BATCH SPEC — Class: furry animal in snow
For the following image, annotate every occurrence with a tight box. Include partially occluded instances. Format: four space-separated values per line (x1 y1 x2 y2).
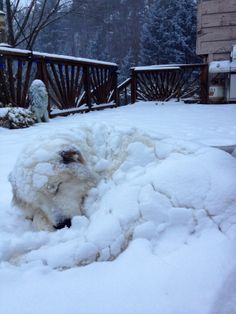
9 131 101 231
29 80 49 123
9 126 154 231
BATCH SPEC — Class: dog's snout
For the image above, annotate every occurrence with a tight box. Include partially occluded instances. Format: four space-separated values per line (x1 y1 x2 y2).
54 218 72 230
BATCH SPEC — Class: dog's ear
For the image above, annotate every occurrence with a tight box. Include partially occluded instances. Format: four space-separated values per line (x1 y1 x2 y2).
60 149 85 164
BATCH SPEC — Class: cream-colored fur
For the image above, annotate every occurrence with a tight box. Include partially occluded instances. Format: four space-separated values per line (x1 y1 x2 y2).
9 126 154 231
10 157 99 230
9 130 101 230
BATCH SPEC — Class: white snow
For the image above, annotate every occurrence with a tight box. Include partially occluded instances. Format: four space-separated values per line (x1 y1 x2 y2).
209 60 236 73
133 64 181 71
0 107 8 117
0 47 117 67
28 80 49 123
0 101 236 314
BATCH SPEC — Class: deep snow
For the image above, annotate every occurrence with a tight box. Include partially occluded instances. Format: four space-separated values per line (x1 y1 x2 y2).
1 101 236 314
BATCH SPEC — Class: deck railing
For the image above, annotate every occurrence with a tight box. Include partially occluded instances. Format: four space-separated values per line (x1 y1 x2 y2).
130 64 209 104
108 77 131 106
0 47 119 115
0 48 209 114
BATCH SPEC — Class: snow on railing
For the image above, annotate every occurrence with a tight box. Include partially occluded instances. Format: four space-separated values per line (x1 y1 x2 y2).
130 63 208 104
0 47 117 67
0 47 119 114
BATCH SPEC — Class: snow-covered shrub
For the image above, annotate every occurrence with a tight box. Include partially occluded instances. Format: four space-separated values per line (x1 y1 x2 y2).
28 80 49 123
0 107 36 129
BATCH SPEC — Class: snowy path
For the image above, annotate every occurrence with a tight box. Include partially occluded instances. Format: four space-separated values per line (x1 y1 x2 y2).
0 101 236 314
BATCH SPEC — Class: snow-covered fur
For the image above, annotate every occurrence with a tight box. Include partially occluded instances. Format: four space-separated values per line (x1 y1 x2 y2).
9 134 99 231
9 126 154 231
29 80 49 123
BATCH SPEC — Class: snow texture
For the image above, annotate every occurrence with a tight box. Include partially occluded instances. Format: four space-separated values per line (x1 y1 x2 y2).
0 47 117 67
0 107 36 129
1 101 236 314
7 123 236 268
133 65 181 71
28 80 49 123
209 61 236 73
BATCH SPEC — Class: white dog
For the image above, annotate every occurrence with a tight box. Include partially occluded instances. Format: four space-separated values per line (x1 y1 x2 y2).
9 126 154 231
9 130 101 231
29 80 49 123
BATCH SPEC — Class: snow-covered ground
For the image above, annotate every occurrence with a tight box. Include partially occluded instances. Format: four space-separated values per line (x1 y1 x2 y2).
1 101 236 314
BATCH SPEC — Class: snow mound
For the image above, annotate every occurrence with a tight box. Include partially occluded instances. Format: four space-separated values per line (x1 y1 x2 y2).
3 123 236 269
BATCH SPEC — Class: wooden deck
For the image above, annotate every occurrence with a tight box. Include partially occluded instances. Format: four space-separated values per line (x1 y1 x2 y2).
0 48 209 112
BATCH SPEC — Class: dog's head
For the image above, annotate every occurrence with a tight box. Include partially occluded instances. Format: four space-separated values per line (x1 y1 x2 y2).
39 147 99 230
10 142 99 231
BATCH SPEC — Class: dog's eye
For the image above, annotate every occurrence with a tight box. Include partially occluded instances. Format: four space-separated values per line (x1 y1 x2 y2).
60 149 85 164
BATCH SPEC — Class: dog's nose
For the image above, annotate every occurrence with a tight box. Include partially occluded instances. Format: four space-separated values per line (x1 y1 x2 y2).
54 218 72 230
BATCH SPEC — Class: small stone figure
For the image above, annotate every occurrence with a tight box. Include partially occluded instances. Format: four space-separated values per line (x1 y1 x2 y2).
29 79 49 123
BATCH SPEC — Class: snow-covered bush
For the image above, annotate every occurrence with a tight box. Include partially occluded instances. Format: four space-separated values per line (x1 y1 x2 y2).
28 80 49 123
0 107 36 129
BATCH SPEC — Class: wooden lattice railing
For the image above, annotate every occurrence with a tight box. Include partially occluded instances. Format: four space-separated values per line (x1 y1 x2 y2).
0 49 209 114
130 64 209 104
0 47 118 115
117 78 131 106
108 77 131 106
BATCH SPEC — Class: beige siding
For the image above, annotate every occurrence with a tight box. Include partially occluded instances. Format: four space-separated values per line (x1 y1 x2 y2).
201 0 236 14
201 12 236 28
197 0 236 60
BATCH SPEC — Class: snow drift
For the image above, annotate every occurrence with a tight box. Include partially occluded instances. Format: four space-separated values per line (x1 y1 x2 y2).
6 123 236 268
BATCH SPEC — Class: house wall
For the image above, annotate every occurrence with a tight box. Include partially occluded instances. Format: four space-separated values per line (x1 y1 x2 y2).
197 0 236 61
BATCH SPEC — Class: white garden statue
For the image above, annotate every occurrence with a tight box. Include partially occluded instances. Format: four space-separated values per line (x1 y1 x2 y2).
29 79 49 123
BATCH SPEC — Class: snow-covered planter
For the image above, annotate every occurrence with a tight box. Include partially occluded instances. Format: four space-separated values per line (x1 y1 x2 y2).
28 80 49 123
0 107 36 129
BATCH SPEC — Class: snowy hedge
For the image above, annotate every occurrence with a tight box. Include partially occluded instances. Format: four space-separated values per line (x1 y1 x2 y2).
0 107 36 129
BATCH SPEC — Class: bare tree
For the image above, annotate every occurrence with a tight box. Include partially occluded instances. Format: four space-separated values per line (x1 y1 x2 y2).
4 0 75 49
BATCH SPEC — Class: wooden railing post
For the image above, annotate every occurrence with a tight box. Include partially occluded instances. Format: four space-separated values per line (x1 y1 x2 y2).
35 58 51 113
113 68 119 106
41 60 51 114
83 65 92 109
131 68 137 104
177 69 181 101
0 55 11 105
200 64 209 104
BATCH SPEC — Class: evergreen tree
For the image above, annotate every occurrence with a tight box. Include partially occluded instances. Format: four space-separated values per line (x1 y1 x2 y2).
35 0 71 54
140 0 198 65
31 0 199 80
178 0 198 63
69 0 145 73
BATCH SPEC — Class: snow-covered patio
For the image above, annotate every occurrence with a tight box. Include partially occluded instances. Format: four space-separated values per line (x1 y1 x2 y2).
1 101 236 314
